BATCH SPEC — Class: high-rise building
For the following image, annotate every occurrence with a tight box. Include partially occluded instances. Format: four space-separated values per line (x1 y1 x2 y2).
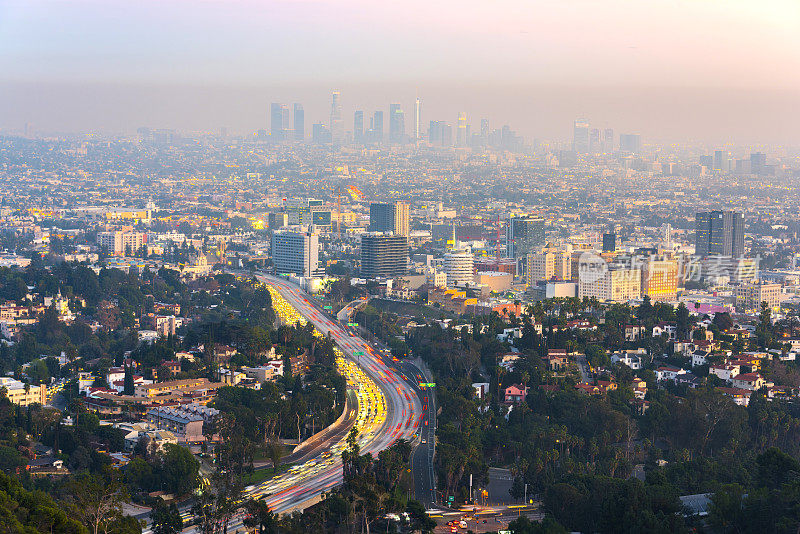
413 98 422 141
695 210 744 257
750 152 767 176
97 231 146 255
579 266 641 302
641 258 678 302
270 103 289 142
443 252 475 286
619 134 642 153
602 233 616 253
389 103 405 144
572 119 590 154
354 110 364 144
713 150 729 171
312 123 331 144
393 202 409 237
589 128 601 153
507 216 545 259
330 91 343 144
360 234 408 278
735 281 781 313
603 128 614 153
293 104 304 141
456 112 467 147
271 230 320 277
371 111 384 143
526 247 570 284
369 202 409 237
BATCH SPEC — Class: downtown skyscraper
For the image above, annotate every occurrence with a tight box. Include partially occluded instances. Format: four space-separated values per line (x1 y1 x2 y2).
330 91 343 144
389 103 405 144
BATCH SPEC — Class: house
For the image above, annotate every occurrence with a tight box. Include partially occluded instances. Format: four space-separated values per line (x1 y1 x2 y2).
709 363 740 382
674 372 703 388
544 349 569 371
717 387 752 406
652 322 677 340
731 373 766 391
611 349 646 370
631 378 648 399
566 319 596 331
624 325 645 342
596 380 617 393
575 383 601 395
497 328 523 343
655 365 688 382
160 360 181 377
503 384 529 404
498 353 521 371
146 406 210 443
691 350 711 367
472 382 490 400
27 457 65 474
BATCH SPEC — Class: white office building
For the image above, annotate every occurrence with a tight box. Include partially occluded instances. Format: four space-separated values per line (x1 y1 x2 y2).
271 230 321 277
443 252 474 286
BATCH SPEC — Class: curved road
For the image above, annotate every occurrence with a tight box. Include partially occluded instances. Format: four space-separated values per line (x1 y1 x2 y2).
249 274 423 514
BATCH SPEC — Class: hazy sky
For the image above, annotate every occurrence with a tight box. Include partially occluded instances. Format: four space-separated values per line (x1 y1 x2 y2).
1 0 799 143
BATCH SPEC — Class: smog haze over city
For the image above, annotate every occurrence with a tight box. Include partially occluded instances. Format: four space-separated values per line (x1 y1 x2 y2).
4 2 800 534
2 0 800 143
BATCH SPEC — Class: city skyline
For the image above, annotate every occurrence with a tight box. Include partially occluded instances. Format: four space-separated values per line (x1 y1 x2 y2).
1 0 799 144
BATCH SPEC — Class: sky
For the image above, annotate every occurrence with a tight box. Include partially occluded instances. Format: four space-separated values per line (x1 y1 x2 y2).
1 0 799 144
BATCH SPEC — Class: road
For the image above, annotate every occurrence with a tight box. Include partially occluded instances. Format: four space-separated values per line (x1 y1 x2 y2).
404 360 437 507
249 274 423 514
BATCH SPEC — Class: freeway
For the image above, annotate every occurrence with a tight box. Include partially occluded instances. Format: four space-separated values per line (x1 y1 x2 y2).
248 274 423 514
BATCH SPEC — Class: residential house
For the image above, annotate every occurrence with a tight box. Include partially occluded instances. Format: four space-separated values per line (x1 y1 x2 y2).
731 373 767 391
503 384 529 404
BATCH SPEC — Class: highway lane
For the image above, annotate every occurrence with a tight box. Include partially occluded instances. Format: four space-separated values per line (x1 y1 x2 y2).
171 275 425 532
252 274 423 514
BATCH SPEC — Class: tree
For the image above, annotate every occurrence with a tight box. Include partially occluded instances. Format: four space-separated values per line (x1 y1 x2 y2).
65 473 127 534
676 303 690 340
158 444 200 495
266 440 284 473
151 501 182 534
243 499 277 534
123 365 134 396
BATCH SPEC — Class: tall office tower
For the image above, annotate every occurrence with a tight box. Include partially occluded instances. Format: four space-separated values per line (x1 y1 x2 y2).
372 111 384 143
456 112 467 147
443 252 475 286
589 128 601 153
750 152 767 175
662 223 673 249
441 124 453 146
293 104 304 141
330 91 343 144
368 201 409 237
353 110 364 144
699 155 714 169
573 118 590 153
413 98 422 141
312 123 331 144
641 258 679 302
369 202 395 233
526 248 570 284
389 103 405 144
713 150 729 171
360 234 408 278
393 201 409 237
428 121 442 145
695 210 745 257
270 103 289 142
602 233 616 253
619 133 642 153
507 216 545 259
271 230 321 277
603 128 614 153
